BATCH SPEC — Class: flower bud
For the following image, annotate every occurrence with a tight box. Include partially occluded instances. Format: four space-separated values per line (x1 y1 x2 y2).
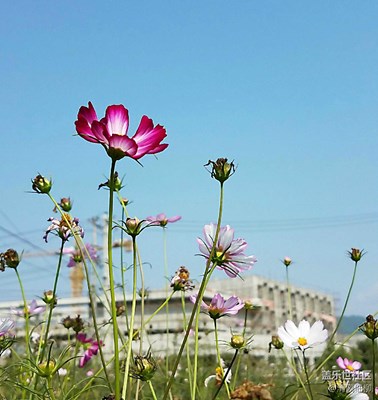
359 315 378 340
3 249 20 269
32 175 52 194
282 257 292 267
38 359 56 376
205 158 236 183
98 172 123 191
269 335 284 352
348 248 365 262
125 217 142 237
43 290 57 307
130 350 157 381
230 334 245 349
59 197 72 212
243 299 254 310
62 316 74 330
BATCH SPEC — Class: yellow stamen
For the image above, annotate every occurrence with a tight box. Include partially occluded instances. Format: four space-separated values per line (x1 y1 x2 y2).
346 365 354 371
297 337 307 346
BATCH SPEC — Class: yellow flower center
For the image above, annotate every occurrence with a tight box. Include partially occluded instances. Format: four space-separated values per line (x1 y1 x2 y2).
346 365 355 371
297 337 307 346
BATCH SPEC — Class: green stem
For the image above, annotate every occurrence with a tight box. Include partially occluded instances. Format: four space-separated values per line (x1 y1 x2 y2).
232 308 249 389
106 159 120 400
372 339 376 400
211 350 238 400
286 266 292 320
163 182 225 400
281 348 311 400
329 261 358 345
213 319 230 398
121 236 138 399
302 350 313 400
46 375 56 400
14 268 30 360
148 380 158 400
40 240 65 362
180 292 193 399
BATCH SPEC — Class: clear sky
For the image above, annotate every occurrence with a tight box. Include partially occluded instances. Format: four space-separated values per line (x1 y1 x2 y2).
1 1 377 317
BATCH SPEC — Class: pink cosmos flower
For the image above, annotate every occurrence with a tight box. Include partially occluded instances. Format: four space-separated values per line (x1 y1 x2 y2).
12 299 45 318
336 357 362 373
75 102 168 161
77 332 102 368
63 244 98 268
190 293 244 320
198 223 256 278
145 213 181 227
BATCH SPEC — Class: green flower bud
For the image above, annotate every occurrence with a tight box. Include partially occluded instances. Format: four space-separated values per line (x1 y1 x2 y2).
230 334 245 349
38 359 56 377
359 315 378 340
130 350 157 381
269 335 284 352
348 248 365 262
32 175 52 194
205 158 236 183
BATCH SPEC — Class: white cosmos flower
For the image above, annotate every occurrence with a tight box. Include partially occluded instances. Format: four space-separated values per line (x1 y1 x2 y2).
349 384 369 400
204 359 232 387
277 320 328 351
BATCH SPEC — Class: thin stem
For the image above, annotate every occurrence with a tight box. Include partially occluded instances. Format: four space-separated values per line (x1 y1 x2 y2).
106 159 121 400
148 380 158 400
46 194 112 389
14 268 30 360
372 339 376 400
163 182 225 400
213 319 230 398
232 308 249 389
40 240 65 362
211 350 239 400
180 292 193 399
121 236 138 399
281 348 312 400
302 351 313 400
286 266 292 320
329 261 358 345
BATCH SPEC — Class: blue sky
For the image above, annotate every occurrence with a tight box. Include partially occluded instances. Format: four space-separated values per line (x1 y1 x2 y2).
1 1 377 317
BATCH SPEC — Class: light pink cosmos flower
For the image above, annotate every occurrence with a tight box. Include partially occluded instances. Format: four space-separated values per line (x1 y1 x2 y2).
0 318 15 336
63 244 98 268
190 293 244 320
43 215 84 243
277 319 328 351
145 213 181 227
198 223 256 278
75 102 168 161
12 299 45 318
77 332 102 368
336 357 362 374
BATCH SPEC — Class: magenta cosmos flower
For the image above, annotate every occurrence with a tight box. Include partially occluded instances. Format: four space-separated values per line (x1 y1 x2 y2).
190 293 244 320
77 333 102 368
336 357 362 373
75 102 168 161
197 223 256 278
145 213 181 227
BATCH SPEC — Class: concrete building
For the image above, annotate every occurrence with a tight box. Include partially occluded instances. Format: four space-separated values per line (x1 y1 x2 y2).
2 275 335 362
